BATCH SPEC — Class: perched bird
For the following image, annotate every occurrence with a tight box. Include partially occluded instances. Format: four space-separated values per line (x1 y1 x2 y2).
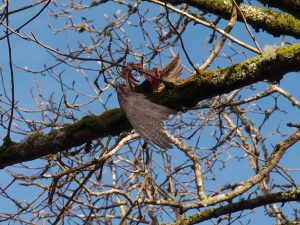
117 53 182 149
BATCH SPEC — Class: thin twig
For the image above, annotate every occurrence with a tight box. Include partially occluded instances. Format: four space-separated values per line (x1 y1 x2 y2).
0 0 51 40
163 130 207 200
232 0 262 53
164 3 201 75
198 1 238 72
5 3 15 141
150 0 260 54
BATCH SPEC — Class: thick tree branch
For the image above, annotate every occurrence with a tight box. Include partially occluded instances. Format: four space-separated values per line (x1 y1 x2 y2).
156 0 300 39
0 44 299 168
150 44 300 109
257 0 300 18
170 189 300 225
0 109 131 169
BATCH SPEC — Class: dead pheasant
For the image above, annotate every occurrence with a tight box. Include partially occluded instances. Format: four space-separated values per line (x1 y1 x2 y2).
117 53 182 149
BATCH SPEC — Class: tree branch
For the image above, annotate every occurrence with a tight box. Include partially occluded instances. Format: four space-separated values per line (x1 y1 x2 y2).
170 189 300 225
150 44 300 110
0 109 131 169
257 0 300 18
180 129 300 210
155 0 300 38
0 44 299 168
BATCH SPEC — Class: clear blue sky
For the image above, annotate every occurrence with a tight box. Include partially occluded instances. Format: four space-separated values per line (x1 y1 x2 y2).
0 1 299 224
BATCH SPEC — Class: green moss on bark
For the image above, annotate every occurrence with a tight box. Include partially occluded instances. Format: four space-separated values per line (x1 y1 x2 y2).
158 0 300 38
149 44 300 110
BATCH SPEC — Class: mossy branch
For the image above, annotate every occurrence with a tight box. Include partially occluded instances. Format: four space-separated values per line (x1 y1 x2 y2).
157 0 300 39
0 44 299 169
169 189 300 225
150 44 300 110
0 109 131 169
257 0 300 18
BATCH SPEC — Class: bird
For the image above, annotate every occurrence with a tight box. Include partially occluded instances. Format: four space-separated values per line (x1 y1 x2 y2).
117 84 175 149
116 53 182 149
157 52 183 83
122 52 182 93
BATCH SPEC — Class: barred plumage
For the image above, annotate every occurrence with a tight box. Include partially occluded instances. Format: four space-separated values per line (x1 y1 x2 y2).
117 85 175 149
159 52 182 82
117 53 182 148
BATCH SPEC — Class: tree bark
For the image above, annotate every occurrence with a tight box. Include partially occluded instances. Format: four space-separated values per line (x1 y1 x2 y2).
153 0 300 38
0 44 299 168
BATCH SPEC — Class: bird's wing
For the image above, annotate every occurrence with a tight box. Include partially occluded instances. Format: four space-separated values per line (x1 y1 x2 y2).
117 87 174 149
159 53 182 82
129 93 175 120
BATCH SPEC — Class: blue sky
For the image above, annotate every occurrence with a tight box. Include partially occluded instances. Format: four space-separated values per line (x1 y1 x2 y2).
0 1 299 224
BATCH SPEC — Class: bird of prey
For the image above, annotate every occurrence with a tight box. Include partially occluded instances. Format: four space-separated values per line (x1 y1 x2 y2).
116 53 182 149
